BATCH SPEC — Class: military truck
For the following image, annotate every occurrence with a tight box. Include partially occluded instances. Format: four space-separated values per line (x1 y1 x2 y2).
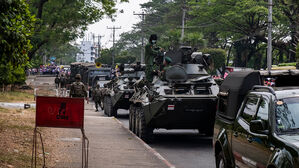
69 62 112 96
213 70 299 168
103 63 145 117
129 46 219 142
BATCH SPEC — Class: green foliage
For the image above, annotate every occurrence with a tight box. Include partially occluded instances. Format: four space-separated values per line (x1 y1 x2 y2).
278 62 297 66
96 49 113 65
28 0 128 60
115 51 136 64
296 43 299 62
96 49 136 65
0 0 35 86
200 48 226 73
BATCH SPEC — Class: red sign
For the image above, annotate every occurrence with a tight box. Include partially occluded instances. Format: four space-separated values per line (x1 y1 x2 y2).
36 96 84 128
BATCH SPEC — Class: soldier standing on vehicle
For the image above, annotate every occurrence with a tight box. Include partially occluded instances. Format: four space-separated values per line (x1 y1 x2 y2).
161 56 172 80
93 84 102 111
54 74 60 89
69 74 88 102
145 34 161 83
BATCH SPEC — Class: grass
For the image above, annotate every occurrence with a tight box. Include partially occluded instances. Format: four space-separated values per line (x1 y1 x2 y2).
0 91 34 102
0 151 35 168
0 107 42 168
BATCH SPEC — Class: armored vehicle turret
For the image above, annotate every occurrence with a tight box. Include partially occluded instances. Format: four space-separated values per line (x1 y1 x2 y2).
129 46 219 142
103 63 145 117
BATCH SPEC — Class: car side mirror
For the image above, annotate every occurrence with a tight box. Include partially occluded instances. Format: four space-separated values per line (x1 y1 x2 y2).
250 119 268 134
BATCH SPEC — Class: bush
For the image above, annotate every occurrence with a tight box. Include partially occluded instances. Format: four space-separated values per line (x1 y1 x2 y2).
0 0 35 87
200 48 226 74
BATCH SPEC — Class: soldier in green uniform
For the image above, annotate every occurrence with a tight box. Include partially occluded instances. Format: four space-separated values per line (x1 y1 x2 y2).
69 74 88 101
145 34 161 83
93 84 102 112
161 56 172 80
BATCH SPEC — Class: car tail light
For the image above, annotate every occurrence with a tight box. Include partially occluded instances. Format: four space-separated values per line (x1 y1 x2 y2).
167 105 175 111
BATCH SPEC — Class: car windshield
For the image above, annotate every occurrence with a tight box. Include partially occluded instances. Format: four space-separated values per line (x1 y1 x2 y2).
276 97 299 133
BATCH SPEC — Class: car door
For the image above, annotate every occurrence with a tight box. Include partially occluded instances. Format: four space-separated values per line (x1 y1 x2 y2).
232 94 259 167
233 95 272 167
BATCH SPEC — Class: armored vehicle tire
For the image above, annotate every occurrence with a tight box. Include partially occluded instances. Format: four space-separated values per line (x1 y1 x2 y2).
104 96 117 117
136 106 153 143
129 105 136 132
216 151 227 168
103 97 107 115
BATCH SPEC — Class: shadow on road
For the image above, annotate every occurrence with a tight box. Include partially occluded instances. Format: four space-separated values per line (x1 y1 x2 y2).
116 113 129 119
151 131 212 148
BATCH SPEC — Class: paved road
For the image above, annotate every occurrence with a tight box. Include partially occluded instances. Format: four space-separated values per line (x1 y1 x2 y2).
116 109 216 168
30 76 216 168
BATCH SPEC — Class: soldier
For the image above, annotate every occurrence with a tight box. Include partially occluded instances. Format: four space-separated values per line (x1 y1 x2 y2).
93 84 102 112
54 74 60 89
145 34 161 82
161 57 172 80
69 74 88 102
60 74 66 88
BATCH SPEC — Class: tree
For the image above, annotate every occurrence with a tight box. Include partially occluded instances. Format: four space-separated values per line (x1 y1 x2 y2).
96 49 113 65
0 0 35 88
200 48 226 74
188 0 298 67
28 0 128 60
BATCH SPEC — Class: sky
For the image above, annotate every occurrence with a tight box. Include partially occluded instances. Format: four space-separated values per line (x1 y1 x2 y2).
77 0 150 48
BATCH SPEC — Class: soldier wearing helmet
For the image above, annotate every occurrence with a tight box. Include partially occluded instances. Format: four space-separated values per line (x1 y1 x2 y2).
69 74 87 100
93 84 102 111
145 34 162 82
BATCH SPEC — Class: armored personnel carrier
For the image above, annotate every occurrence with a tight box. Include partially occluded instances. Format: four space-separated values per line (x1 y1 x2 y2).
129 46 219 142
103 63 145 117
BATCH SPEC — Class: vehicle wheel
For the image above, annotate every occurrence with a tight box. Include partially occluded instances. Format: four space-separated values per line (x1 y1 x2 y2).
216 151 227 168
103 96 108 115
129 105 136 132
137 107 153 143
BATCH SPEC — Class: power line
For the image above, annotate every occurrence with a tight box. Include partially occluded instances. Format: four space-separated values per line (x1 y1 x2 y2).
107 26 121 67
134 11 146 63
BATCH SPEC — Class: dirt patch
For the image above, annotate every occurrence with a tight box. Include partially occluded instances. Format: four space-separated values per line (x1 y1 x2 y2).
0 107 71 168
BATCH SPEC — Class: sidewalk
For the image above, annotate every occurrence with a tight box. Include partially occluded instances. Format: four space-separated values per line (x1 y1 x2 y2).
54 103 173 168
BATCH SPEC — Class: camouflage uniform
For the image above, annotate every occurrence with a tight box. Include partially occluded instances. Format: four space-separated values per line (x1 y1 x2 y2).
93 85 102 111
145 34 160 83
161 57 172 81
69 74 87 98
54 75 60 89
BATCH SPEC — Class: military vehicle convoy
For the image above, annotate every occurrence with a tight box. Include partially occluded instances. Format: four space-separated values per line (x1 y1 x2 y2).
69 62 112 96
103 63 145 117
129 46 219 142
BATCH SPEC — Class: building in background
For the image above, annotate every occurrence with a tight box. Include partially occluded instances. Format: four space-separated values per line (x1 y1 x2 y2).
76 40 98 63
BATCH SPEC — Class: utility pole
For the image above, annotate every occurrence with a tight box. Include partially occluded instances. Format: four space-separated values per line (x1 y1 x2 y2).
267 0 273 71
134 11 146 64
95 34 104 59
107 26 121 67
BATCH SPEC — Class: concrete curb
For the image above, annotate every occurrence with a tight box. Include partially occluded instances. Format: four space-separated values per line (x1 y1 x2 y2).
114 117 176 168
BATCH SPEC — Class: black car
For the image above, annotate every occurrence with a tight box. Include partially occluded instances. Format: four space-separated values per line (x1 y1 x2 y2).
214 70 299 168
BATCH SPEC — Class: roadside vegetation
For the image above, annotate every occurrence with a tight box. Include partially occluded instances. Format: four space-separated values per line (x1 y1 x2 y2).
0 107 40 167
0 91 34 103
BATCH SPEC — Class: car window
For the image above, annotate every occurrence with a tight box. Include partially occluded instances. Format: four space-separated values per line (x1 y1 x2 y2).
241 95 259 123
256 98 269 121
